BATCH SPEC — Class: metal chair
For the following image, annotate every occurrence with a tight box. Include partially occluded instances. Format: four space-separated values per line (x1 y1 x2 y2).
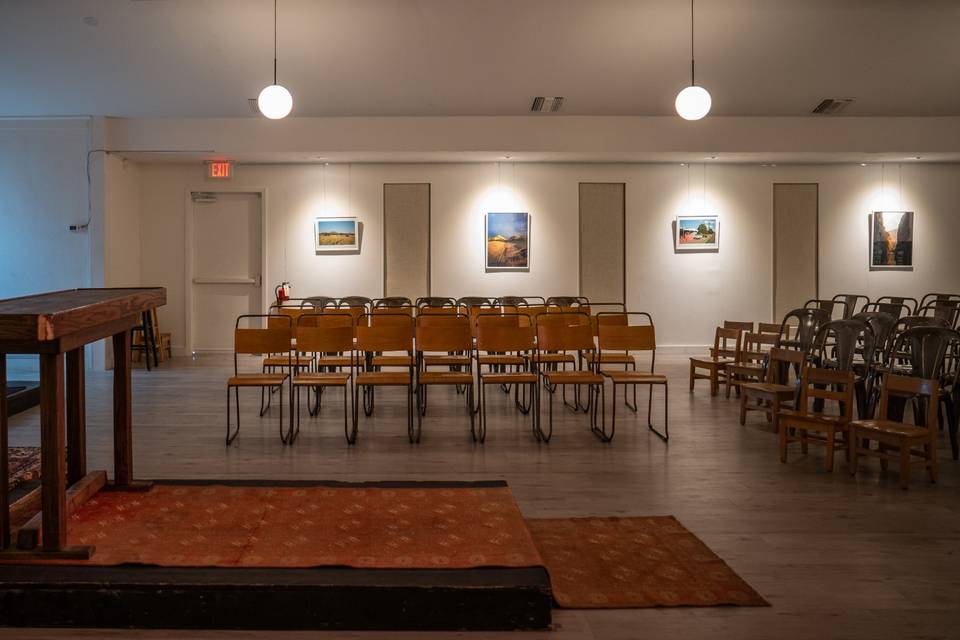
778 307 830 352
831 294 870 318
475 313 540 442
415 314 475 439
226 314 292 445
811 319 876 418
291 314 355 444
353 313 417 443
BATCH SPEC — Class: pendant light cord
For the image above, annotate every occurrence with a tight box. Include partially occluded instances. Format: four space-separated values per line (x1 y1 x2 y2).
273 0 278 85
690 0 696 85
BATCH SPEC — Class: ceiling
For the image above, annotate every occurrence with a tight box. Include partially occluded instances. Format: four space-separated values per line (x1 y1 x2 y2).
2 0 958 119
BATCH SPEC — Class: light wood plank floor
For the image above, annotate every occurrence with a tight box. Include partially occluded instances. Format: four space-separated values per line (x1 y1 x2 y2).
4 354 959 640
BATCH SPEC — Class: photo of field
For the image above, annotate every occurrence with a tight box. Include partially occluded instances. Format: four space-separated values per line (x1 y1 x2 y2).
315 217 358 251
486 212 529 269
677 217 717 245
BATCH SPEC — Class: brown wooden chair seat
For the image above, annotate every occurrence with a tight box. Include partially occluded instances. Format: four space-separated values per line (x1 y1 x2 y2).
542 370 604 385
480 371 538 385
418 371 474 385
228 373 288 387
423 354 471 366
371 354 414 367
602 370 667 384
531 352 577 364
583 352 636 365
741 381 794 395
477 354 526 366
316 354 354 367
690 355 735 366
851 419 928 438
356 371 411 386
262 354 313 368
292 371 350 386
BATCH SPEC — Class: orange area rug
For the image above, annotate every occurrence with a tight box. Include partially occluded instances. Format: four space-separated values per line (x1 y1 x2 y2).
54 483 542 569
526 516 768 608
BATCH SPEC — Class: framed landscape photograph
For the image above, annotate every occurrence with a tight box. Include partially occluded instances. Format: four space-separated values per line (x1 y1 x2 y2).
675 215 719 251
870 211 914 270
314 216 359 252
486 212 529 271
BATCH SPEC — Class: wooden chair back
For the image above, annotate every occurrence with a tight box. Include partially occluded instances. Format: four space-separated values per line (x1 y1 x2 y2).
876 374 940 429
296 313 355 354
234 315 292 374
416 314 473 353
793 366 855 420
713 326 742 359
723 320 754 333
597 312 656 352
764 347 807 385
740 332 778 363
418 305 460 316
537 312 595 352
476 314 534 353
356 314 414 353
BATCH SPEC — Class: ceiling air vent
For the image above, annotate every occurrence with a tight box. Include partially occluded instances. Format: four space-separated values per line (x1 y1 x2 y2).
248 98 262 116
812 98 854 115
531 96 564 113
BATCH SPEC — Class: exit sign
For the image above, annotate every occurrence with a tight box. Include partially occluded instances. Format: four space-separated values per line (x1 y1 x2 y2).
206 161 233 179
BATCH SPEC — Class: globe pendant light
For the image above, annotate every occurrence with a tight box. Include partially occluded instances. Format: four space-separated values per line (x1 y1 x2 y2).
675 0 711 120
258 0 293 119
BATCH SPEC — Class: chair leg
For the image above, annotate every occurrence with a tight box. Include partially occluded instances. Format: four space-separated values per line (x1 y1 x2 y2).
739 391 748 425
350 382 360 444
899 442 911 490
825 428 835 472
648 384 669 442
226 386 240 445
779 420 788 463
467 385 481 443
688 362 695 391
709 368 719 396
278 384 288 445
408 382 420 444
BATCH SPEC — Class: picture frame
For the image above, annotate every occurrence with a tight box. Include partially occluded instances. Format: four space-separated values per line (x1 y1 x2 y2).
675 214 719 251
485 212 530 271
314 216 359 253
869 211 914 271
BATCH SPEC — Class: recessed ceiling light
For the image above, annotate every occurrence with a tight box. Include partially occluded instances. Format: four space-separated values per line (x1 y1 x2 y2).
860 163 868 167
503 155 511 159
706 155 718 160
680 163 688 167
82 16 99 26
912 156 922 160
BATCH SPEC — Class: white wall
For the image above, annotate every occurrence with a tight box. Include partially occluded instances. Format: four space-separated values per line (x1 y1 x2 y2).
135 160 960 353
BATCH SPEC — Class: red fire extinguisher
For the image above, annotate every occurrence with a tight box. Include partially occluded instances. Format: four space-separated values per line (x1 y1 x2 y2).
275 282 292 304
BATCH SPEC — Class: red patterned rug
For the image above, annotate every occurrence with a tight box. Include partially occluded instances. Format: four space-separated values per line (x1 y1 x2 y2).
526 516 768 608
7 446 41 491
25 482 543 569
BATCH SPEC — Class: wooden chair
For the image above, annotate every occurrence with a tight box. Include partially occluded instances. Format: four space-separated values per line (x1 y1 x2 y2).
533 312 584 409
475 314 540 442
226 314 292 445
850 374 940 489
260 309 313 415
726 331 779 398
758 321 783 336
596 312 668 441
416 314 475 438
689 327 741 396
777 367 856 472
354 313 417 442
536 312 606 442
723 320 754 333
739 348 807 428
584 305 635 372
291 314 356 444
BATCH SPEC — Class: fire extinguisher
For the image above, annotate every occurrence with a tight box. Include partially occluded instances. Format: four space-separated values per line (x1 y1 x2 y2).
275 282 292 304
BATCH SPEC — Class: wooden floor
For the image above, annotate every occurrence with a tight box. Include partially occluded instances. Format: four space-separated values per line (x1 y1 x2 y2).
4 354 960 640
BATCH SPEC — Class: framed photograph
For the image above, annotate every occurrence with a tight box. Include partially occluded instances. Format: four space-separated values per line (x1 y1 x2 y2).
870 211 914 270
675 215 719 251
486 212 529 271
314 216 359 252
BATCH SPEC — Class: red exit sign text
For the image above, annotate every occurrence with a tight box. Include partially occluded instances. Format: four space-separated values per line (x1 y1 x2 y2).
206 161 233 179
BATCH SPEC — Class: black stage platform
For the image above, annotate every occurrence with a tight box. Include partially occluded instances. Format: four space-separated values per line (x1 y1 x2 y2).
0 480 553 631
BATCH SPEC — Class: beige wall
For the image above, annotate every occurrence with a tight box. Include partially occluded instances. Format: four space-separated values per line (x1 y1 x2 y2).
133 161 960 354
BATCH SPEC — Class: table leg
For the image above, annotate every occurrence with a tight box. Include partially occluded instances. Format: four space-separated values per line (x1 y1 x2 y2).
66 346 87 486
113 331 133 487
0 354 9 550
40 352 66 552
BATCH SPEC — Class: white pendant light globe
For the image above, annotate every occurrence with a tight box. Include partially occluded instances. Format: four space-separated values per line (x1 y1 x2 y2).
675 85 711 121
258 84 292 119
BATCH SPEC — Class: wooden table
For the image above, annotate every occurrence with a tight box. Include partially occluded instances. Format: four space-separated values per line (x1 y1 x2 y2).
0 288 166 557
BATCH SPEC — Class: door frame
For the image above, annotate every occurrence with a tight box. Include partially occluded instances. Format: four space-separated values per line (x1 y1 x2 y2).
184 186 268 355
772 182 819 322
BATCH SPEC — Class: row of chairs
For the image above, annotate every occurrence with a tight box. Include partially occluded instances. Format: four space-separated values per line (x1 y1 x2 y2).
226 309 669 447
804 292 960 328
690 305 960 488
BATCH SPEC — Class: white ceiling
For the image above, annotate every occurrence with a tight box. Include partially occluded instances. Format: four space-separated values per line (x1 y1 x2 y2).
2 0 958 119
